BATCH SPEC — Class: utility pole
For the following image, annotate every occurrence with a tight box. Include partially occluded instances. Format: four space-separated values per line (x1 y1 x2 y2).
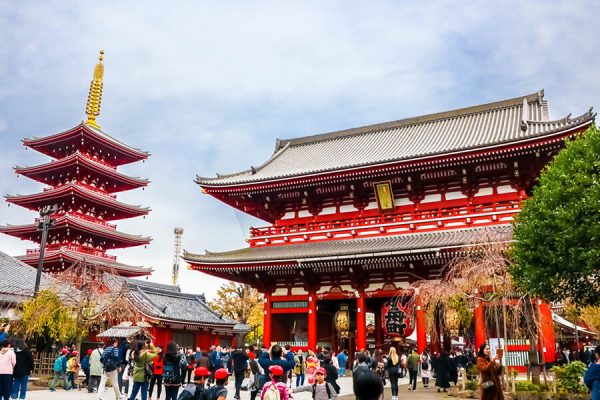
34 204 57 295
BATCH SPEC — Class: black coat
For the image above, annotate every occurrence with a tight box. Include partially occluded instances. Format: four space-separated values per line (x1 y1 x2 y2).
323 363 340 393
231 350 249 372
13 348 34 377
435 354 453 389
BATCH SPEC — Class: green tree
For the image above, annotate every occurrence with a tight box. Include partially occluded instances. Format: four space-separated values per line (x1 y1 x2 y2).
208 282 263 344
511 125 600 306
16 290 77 344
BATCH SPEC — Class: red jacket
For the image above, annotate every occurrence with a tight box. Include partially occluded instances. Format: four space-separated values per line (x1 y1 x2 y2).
153 356 164 375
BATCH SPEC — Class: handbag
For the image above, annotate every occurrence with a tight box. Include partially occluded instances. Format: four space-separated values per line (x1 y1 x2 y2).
481 380 495 390
144 362 154 379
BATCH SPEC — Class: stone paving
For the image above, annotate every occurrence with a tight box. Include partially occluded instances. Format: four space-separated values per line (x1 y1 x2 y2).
23 375 453 400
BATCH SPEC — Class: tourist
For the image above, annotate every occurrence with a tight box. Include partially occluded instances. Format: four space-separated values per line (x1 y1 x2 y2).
197 350 210 369
420 349 431 388
436 350 452 393
220 348 231 375
284 345 293 387
337 350 348 377
186 348 195 384
163 341 183 400
449 350 459 386
11 338 33 399
128 340 158 400
363 350 372 369
400 350 407 378
0 324 10 343
353 369 383 400
194 347 203 365
81 349 92 390
257 345 295 383
98 338 122 400
331 350 339 372
353 352 369 375
305 349 319 384
260 365 289 400
584 345 600 400
248 350 265 400
231 346 250 399
210 368 229 400
316 346 328 364
66 350 80 389
88 343 103 393
0 340 15 400
373 349 386 387
148 344 164 400
117 338 130 394
49 348 69 392
386 347 401 400
476 344 503 400
407 347 420 391
178 366 210 399
322 355 340 394
293 350 305 387
292 367 337 399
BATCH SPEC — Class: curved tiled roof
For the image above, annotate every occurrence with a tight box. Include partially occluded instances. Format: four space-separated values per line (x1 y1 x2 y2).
197 91 595 186
184 225 512 264
0 251 54 304
125 279 239 327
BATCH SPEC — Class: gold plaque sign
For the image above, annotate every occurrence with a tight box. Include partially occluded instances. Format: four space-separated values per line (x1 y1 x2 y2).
374 181 395 213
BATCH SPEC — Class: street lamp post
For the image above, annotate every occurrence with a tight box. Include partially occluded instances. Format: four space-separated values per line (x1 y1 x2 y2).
34 204 57 295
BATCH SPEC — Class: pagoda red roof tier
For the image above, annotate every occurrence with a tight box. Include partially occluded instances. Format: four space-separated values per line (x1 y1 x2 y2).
17 247 152 277
197 91 595 192
0 214 151 250
15 151 149 193
5 183 150 221
23 123 149 166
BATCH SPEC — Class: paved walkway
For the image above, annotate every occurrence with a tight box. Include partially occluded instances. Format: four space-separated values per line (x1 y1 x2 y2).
24 375 453 399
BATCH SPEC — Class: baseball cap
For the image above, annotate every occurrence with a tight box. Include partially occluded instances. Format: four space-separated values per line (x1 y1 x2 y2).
269 365 284 376
214 368 230 379
61 349 69 355
194 367 210 377
71 351 78 356
315 367 327 375
87 349 93 355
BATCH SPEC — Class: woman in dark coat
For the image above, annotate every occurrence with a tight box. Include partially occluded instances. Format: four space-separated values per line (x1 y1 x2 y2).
435 351 452 392
476 343 504 400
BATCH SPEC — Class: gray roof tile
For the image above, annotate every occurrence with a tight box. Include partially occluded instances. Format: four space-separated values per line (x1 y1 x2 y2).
184 225 512 264
197 91 595 186
0 251 54 304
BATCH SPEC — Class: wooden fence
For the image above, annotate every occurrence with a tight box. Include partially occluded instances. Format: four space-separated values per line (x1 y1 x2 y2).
33 352 56 376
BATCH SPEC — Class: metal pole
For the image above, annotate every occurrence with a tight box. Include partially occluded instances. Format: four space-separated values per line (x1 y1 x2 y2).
34 205 56 295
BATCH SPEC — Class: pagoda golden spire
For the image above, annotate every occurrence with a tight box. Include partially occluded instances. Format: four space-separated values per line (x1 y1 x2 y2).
84 50 105 129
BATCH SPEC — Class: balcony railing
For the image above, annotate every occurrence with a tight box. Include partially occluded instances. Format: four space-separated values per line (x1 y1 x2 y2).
26 244 116 260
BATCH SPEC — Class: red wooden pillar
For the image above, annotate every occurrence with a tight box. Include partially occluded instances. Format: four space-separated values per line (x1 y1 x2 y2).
308 291 317 351
263 292 272 348
474 301 486 349
416 295 427 354
356 291 366 351
538 299 556 364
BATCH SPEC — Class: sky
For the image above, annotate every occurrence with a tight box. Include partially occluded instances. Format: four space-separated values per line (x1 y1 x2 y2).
0 2 599 299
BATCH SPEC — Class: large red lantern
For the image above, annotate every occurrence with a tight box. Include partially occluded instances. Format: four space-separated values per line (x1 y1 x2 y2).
382 297 415 338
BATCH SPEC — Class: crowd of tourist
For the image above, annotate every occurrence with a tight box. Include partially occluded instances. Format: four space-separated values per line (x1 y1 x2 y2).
0 315 599 400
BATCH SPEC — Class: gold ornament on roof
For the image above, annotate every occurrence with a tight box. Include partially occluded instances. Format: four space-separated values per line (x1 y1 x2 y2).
85 50 105 129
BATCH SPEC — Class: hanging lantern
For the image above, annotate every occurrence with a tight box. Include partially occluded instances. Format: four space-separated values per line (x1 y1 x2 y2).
382 297 414 338
334 303 350 338
446 308 460 337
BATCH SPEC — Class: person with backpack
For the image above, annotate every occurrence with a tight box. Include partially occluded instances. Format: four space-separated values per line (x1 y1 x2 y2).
260 365 289 400
176 366 210 400
321 355 340 394
248 352 265 400
66 350 80 390
163 341 183 400
407 347 420 391
148 344 164 400
88 343 104 393
128 340 158 400
210 368 229 400
292 367 337 400
420 349 431 389
81 349 92 390
98 338 122 400
49 349 70 392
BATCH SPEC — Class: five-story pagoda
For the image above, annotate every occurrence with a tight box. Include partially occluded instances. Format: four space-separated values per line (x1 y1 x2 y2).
0 51 152 277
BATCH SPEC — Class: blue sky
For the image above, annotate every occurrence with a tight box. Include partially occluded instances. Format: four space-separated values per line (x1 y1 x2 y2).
1 2 598 298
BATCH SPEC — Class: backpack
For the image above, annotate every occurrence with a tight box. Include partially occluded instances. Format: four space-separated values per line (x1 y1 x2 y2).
53 355 64 373
180 354 189 368
81 355 90 370
262 382 281 400
163 359 179 384
177 383 197 400
312 382 333 400
101 348 118 372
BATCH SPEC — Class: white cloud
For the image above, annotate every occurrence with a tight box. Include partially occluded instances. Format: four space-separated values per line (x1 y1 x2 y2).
0 1 599 298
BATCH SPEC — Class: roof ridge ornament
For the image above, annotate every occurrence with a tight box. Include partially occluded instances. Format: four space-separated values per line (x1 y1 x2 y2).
85 50 105 130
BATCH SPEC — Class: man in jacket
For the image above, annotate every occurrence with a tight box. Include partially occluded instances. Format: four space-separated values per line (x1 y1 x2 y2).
98 338 122 400
258 345 295 383
231 347 250 399
406 347 420 391
88 344 104 393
